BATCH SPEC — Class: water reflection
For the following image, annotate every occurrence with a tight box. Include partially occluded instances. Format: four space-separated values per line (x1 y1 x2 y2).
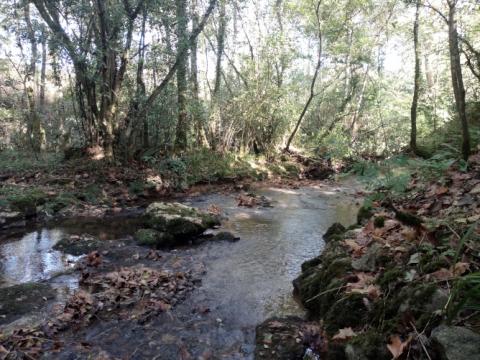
188 186 360 326
0 229 78 285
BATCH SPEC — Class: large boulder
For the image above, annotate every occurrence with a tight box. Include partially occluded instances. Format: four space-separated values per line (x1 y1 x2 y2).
142 202 220 242
431 325 480 360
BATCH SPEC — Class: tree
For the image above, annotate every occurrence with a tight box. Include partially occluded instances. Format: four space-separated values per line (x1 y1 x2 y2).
174 0 189 151
284 0 323 152
427 0 470 160
410 0 421 154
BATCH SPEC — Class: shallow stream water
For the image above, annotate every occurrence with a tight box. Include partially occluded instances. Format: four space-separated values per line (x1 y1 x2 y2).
0 183 360 358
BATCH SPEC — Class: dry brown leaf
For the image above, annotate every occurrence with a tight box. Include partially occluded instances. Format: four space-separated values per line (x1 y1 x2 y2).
344 239 364 255
207 204 221 215
387 335 411 359
332 327 357 340
436 186 449 195
428 268 453 281
453 262 470 276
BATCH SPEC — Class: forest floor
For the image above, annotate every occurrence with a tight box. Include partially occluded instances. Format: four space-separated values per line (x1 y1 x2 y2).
0 149 334 237
1 150 479 359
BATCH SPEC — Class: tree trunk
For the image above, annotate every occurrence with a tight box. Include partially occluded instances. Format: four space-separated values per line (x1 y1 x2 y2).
410 0 421 154
40 27 47 113
213 0 226 97
24 4 44 153
447 1 470 160
175 0 189 151
284 0 322 152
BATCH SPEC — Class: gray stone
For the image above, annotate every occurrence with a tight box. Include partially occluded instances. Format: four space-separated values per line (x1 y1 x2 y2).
431 325 480 360
352 243 381 272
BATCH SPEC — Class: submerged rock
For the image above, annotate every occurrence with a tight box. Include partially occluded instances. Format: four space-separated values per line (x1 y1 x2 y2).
210 231 240 242
0 283 55 325
255 317 322 360
53 235 104 255
431 325 480 360
144 202 220 239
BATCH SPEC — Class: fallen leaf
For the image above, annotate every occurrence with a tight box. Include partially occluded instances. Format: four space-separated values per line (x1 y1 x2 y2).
453 262 470 276
387 335 411 359
428 268 453 281
332 327 357 340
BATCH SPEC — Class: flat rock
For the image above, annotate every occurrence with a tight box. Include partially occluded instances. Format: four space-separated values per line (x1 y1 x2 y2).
144 202 220 240
431 325 480 360
0 283 55 325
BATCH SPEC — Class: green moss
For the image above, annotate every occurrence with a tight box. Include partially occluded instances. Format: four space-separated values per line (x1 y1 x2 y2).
324 223 346 242
135 228 174 248
325 294 367 334
374 216 385 228
377 268 404 290
301 256 322 272
44 193 78 213
357 205 373 225
6 189 47 212
421 256 450 274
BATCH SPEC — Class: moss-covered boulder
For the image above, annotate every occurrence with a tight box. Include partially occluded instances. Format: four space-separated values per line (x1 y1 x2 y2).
0 283 55 325
135 228 174 248
144 202 220 240
323 223 346 242
53 235 103 255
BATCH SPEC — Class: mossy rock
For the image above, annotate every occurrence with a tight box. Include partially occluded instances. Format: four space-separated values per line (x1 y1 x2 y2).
135 228 174 248
301 256 322 272
144 202 220 240
324 223 346 242
357 206 373 225
0 283 55 325
344 331 390 360
325 293 367 334
53 235 103 255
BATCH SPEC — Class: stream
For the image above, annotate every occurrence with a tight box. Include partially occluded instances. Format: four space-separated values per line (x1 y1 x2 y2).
0 183 360 359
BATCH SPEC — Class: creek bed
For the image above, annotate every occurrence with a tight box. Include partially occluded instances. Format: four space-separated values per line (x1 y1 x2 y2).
0 183 360 358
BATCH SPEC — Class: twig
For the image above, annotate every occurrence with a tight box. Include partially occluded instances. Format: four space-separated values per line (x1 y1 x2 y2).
409 321 432 360
305 285 346 303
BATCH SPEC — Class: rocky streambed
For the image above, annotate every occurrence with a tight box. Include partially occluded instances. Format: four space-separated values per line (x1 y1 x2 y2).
0 183 360 359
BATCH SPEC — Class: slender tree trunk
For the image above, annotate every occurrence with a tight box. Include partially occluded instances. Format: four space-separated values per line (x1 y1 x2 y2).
213 0 226 96
284 0 322 152
24 4 44 153
410 0 421 153
447 1 470 160
175 0 189 151
40 28 47 113
190 0 203 146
